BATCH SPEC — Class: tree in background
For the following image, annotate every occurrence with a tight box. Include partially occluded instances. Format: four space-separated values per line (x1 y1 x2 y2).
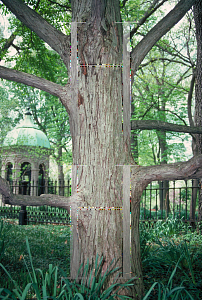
131 12 196 213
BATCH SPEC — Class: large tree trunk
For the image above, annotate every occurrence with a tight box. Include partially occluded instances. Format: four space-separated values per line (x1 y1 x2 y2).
67 13 143 298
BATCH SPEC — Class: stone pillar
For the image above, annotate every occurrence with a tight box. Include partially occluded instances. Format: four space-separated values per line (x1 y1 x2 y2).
44 165 49 194
0 165 6 206
13 166 21 195
31 167 39 196
1 165 6 179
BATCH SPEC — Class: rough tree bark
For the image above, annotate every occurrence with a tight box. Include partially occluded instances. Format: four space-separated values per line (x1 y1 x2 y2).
0 0 197 299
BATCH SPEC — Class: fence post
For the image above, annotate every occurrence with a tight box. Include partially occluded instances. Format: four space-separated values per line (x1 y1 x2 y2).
19 205 27 225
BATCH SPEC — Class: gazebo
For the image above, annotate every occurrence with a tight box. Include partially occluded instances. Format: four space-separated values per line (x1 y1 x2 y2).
1 109 52 197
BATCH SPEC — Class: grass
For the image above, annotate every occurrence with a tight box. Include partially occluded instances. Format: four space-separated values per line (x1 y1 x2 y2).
0 220 70 291
0 217 202 299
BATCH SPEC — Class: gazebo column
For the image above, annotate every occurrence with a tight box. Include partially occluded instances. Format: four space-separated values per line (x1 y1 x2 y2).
13 166 21 195
1 166 6 179
1 166 6 206
44 167 49 194
31 168 39 196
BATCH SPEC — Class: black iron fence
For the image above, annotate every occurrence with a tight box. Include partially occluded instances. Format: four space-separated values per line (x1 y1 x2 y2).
140 179 200 224
0 179 200 226
6 179 71 197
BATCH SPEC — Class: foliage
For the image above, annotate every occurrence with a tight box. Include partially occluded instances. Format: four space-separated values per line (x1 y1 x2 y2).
0 237 135 299
60 255 135 300
0 5 72 169
0 86 20 147
140 208 198 222
0 237 76 300
127 7 196 165
140 217 192 240
0 219 5 262
0 74 72 168
0 223 71 290
140 220 202 299
0 220 202 299
0 219 12 263
142 257 195 300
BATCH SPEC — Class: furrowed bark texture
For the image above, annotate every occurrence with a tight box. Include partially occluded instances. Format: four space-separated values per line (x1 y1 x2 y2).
68 11 140 296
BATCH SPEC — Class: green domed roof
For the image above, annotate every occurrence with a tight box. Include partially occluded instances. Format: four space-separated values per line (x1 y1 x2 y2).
3 111 50 149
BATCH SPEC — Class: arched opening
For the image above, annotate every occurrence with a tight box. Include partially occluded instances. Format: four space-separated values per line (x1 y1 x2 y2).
38 164 45 196
6 163 13 184
20 162 31 195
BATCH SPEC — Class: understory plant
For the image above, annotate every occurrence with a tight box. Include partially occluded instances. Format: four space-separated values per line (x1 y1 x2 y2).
0 218 11 262
140 219 202 299
142 257 195 300
0 219 5 262
0 237 135 299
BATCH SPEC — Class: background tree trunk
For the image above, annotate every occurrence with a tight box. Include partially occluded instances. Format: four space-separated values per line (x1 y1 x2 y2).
131 103 139 163
158 110 170 214
190 179 198 229
57 146 65 196
193 0 202 227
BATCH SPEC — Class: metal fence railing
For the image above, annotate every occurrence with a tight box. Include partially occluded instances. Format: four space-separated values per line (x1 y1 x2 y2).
0 179 200 226
140 179 200 225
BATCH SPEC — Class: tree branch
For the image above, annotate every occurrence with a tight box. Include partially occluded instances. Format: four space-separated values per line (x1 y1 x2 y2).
0 65 70 101
131 0 195 74
1 0 70 63
121 0 129 8
131 154 202 187
47 0 71 11
139 57 191 69
130 0 168 39
131 119 202 134
0 32 17 61
137 31 192 65
0 176 81 212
